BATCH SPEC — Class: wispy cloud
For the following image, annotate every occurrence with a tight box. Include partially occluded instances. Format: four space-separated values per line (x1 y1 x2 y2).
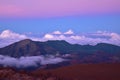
64 29 74 35
52 31 62 35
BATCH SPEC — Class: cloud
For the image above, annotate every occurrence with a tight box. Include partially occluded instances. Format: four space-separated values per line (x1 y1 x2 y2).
0 30 27 48
70 35 85 40
86 31 120 45
0 30 27 39
43 34 65 40
0 55 65 68
110 33 120 40
52 31 62 35
44 34 54 39
0 30 120 48
43 30 120 46
64 29 74 35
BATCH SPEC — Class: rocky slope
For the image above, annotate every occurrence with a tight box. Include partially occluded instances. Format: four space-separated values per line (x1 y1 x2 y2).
0 63 120 80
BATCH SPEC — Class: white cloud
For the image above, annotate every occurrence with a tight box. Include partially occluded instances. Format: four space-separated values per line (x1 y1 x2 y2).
43 34 66 40
64 29 74 35
110 33 120 40
0 30 27 39
0 30 27 48
70 35 85 40
59 35 66 39
44 34 54 39
52 30 62 35
0 30 120 48
0 55 65 68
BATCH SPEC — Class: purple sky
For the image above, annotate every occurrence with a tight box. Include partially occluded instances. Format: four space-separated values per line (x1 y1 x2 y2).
0 0 120 18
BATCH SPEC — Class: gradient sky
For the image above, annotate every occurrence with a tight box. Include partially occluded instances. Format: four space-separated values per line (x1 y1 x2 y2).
0 0 120 33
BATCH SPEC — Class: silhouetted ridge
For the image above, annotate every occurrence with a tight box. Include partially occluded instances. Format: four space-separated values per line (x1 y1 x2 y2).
18 39 33 43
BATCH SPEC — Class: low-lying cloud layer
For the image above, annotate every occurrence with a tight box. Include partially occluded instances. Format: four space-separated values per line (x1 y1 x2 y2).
0 55 65 68
0 29 120 48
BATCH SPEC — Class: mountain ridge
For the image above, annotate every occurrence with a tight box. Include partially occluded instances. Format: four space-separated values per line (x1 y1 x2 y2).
0 39 120 58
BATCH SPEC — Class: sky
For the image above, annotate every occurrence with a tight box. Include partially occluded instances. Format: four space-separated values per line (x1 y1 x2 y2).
0 0 120 47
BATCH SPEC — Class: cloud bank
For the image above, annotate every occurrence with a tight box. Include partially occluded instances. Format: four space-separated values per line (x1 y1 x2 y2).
0 29 120 48
0 55 65 68
40 30 120 46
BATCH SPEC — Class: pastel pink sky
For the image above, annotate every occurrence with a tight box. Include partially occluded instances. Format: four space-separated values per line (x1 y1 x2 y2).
0 0 120 18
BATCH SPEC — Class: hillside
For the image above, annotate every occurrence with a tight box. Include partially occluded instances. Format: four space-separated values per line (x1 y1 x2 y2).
0 64 120 80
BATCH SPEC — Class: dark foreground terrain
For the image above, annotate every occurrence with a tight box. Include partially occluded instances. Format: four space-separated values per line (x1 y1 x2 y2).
0 63 120 80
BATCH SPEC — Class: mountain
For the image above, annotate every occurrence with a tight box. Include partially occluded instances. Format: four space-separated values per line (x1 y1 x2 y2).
0 39 120 58
0 39 43 57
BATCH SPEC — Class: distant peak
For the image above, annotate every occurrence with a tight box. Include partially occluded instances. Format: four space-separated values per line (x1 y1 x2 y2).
95 43 119 47
47 40 68 43
46 40 70 45
20 39 32 42
18 39 33 44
